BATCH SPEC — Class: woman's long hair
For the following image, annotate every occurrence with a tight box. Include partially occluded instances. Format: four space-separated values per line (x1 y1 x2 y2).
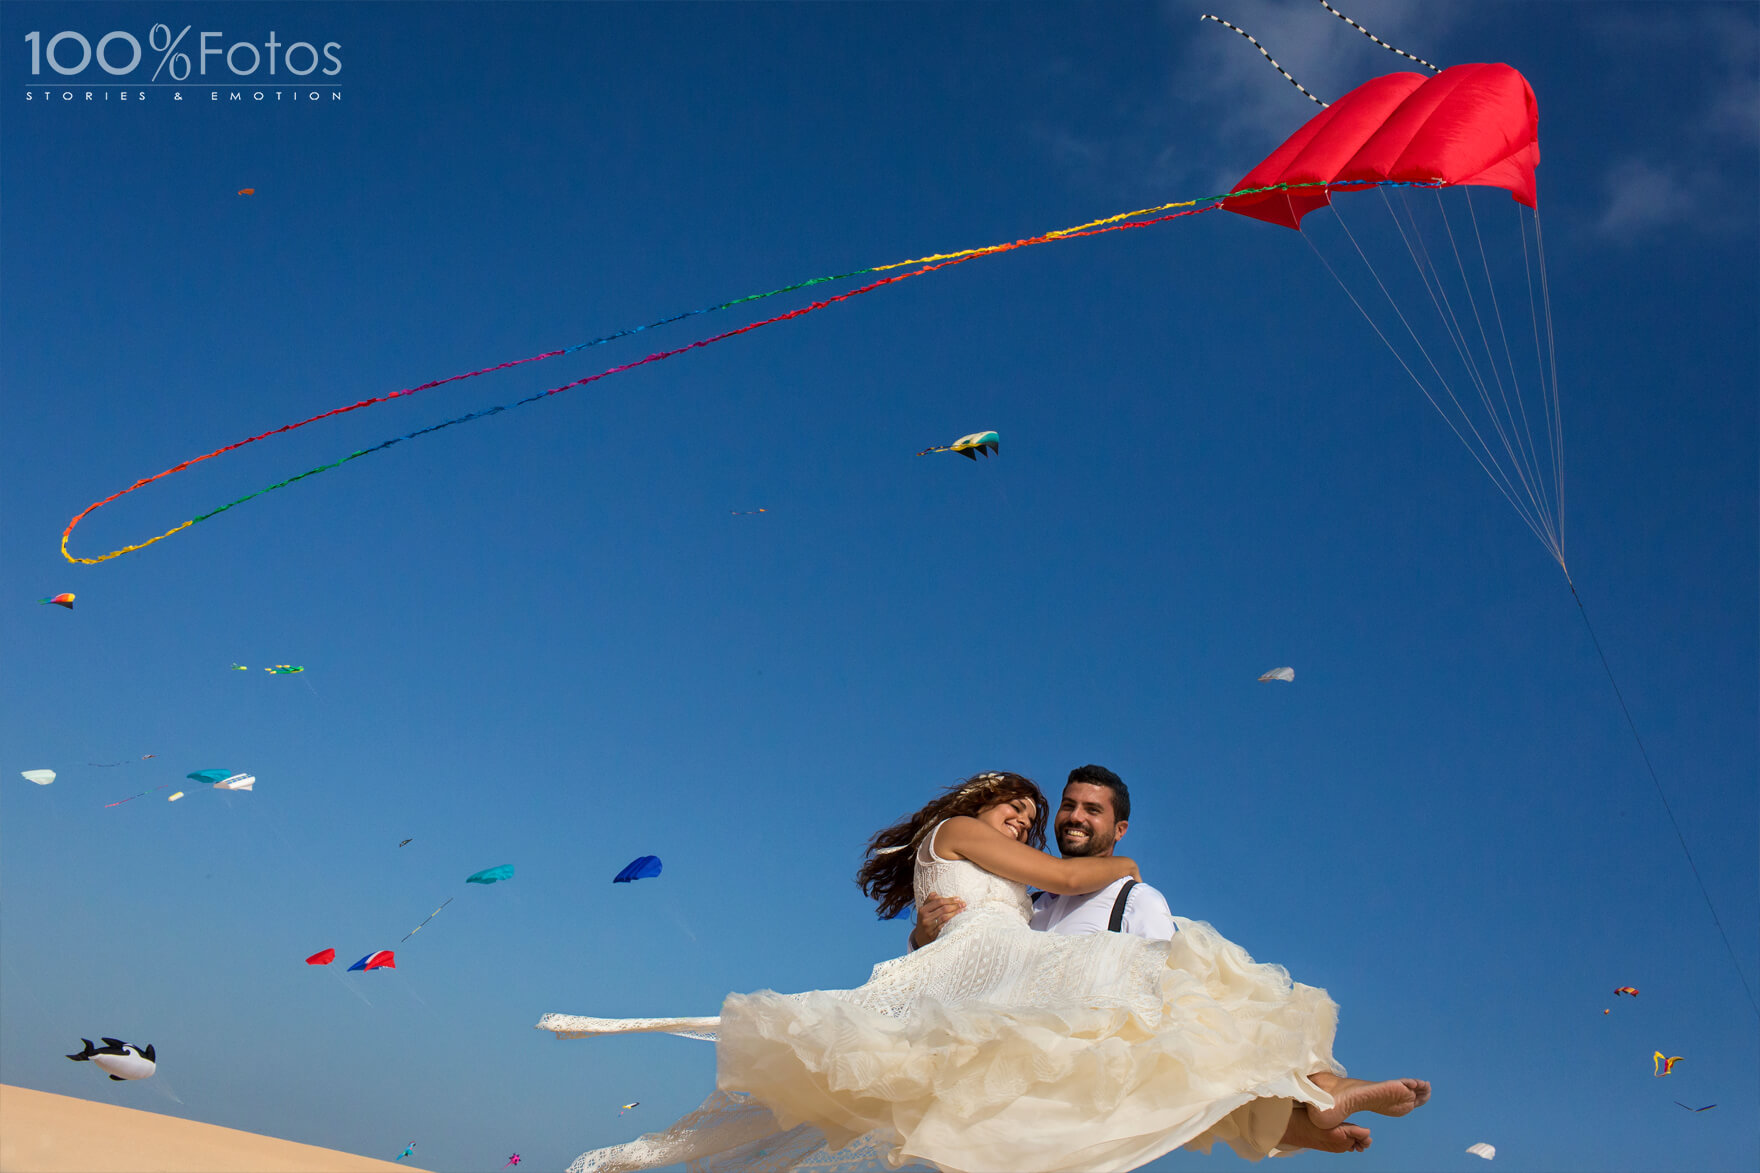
857 771 1049 921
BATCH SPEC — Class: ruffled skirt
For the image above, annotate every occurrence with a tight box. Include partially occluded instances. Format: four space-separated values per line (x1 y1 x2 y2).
541 915 1343 1173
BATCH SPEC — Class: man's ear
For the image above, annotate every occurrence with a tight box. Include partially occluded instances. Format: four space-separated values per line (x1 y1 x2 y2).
1113 819 1129 843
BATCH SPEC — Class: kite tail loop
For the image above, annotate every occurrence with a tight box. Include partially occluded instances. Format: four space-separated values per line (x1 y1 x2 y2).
1316 2 1441 73
1198 14 1328 107
1568 581 1760 1021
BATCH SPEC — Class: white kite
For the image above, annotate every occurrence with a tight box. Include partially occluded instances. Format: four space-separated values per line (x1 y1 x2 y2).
211 773 256 791
1466 1142 1496 1160
21 769 55 785
1257 667 1295 683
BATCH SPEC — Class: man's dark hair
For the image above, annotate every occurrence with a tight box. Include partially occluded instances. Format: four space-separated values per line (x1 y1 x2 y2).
1066 764 1129 822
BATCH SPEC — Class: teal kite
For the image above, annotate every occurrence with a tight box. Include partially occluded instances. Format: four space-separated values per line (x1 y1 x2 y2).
467 865 515 884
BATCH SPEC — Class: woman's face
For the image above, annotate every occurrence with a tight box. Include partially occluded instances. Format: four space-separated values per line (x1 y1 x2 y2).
976 795 1037 843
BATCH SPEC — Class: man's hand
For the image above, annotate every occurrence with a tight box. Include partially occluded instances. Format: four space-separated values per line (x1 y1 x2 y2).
909 894 966 950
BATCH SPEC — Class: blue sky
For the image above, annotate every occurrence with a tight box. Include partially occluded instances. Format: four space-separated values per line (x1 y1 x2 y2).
2 3 1754 1172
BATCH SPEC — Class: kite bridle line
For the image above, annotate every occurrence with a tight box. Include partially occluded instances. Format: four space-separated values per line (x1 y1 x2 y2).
1298 177 1760 1022
63 177 1435 566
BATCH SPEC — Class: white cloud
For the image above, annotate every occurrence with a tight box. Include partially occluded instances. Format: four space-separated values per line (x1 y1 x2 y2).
1595 159 1695 235
1705 69 1759 143
1586 6 1757 240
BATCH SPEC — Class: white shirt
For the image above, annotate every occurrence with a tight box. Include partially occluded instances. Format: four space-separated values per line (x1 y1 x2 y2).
1030 877 1176 940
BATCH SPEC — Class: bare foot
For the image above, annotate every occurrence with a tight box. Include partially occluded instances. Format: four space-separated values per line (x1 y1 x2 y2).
1279 1108 1373 1153
1306 1076 1429 1129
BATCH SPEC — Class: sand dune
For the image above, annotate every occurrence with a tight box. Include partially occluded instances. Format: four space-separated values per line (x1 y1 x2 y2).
0 1085 431 1173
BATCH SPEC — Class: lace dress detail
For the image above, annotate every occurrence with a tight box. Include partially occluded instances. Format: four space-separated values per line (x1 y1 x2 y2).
540 821 1345 1173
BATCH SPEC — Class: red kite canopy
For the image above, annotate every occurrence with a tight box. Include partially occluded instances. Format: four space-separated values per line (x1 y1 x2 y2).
1224 63 1539 230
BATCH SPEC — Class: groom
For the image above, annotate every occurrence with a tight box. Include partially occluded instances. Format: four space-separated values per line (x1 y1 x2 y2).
909 763 1174 948
909 763 1396 1154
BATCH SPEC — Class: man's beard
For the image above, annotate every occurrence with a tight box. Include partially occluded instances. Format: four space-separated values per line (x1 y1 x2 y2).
1055 823 1115 857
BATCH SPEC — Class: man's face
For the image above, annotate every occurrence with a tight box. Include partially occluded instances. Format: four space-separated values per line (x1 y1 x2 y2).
1054 782 1126 857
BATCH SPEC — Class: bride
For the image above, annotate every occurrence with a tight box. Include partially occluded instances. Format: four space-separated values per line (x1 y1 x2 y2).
537 771 1429 1173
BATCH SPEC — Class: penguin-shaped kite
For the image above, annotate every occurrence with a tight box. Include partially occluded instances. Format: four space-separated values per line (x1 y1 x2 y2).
67 1037 156 1080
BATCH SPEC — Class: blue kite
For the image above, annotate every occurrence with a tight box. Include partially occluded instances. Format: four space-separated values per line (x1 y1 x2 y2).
614 855 663 883
467 864 515 884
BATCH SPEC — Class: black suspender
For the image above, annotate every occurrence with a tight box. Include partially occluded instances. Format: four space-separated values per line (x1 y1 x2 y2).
1107 880 1138 932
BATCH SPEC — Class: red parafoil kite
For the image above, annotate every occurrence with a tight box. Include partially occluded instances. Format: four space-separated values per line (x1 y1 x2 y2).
1222 61 1564 578
306 948 336 966
1223 63 1538 230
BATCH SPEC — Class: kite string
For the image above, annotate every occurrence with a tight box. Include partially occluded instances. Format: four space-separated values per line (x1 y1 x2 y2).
1569 583 1760 1021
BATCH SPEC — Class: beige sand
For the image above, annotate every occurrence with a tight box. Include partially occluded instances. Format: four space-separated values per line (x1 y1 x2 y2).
0 1085 432 1173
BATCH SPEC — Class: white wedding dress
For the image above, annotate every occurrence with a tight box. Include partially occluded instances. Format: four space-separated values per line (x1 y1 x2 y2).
537 822 1345 1173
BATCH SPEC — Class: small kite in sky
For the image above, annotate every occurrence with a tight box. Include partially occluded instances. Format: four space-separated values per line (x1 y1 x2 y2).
265 665 304 674
467 865 515 884
349 950 396 972
214 774 256 791
619 1102 640 1116
187 769 234 785
1615 986 1639 997
67 1037 156 1081
917 431 999 459
1673 1101 1716 1112
167 791 185 802
231 664 249 670
398 838 413 847
38 593 75 609
401 898 453 942
1258 667 1296 683
1653 1051 1683 1077
1465 1143 1495 1161
306 948 336 966
503 1156 522 1168
614 855 663 883
21 770 55 786
394 1142 415 1162
237 188 255 195
730 509 768 515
